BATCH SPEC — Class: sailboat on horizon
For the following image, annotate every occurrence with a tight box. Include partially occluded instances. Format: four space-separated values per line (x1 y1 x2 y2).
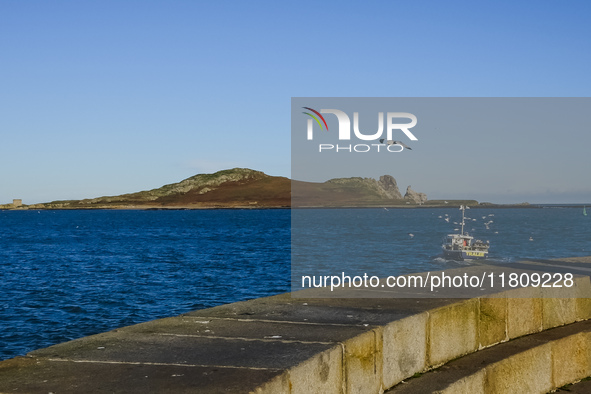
584 206 588 216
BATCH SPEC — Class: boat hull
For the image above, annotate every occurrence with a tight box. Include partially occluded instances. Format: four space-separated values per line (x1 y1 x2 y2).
442 249 488 261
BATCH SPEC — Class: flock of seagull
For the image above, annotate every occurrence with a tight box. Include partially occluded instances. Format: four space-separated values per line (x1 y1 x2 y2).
398 209 535 241
436 212 499 235
433 211 535 241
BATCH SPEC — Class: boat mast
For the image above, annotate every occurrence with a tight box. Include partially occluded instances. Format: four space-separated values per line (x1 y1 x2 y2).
460 205 466 235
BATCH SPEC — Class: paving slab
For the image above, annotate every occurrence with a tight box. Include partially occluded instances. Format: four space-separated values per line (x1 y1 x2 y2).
120 315 373 343
0 356 284 394
29 332 336 370
186 293 456 325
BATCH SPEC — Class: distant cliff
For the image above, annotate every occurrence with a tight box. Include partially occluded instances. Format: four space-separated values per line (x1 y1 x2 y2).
404 186 428 204
291 174 427 207
12 168 432 209
325 175 404 199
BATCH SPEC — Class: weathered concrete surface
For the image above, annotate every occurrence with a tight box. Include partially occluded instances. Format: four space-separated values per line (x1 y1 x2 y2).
122 315 372 343
428 299 479 365
29 332 335 369
386 320 591 394
551 332 591 388
0 294 460 394
506 287 543 338
0 258 590 393
555 377 591 393
382 313 428 388
440 370 486 394
287 346 344 394
485 344 553 394
186 293 455 324
0 357 285 394
343 329 383 394
479 295 508 348
542 285 579 329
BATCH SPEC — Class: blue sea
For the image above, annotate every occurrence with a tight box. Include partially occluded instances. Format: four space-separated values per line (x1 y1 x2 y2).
0 209 289 361
2 207 591 361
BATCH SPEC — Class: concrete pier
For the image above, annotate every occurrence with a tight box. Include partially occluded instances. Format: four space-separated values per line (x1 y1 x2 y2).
1 257 591 393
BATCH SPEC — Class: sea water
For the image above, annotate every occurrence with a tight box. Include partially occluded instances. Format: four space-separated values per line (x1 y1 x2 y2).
0 209 289 360
1 207 590 360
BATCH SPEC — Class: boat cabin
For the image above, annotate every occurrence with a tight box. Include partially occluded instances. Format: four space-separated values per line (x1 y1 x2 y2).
443 234 473 250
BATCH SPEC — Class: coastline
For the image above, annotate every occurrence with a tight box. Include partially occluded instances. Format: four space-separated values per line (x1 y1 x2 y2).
0 204 583 211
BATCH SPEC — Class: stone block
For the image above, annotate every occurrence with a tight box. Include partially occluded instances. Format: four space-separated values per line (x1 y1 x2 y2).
254 372 290 394
343 329 383 394
575 276 591 321
484 343 552 394
479 296 507 348
551 332 591 388
542 285 577 329
506 287 542 338
440 369 485 394
428 299 478 366
289 346 343 394
382 312 428 388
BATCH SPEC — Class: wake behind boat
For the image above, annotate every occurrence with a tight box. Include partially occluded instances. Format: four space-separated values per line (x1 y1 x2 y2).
441 205 489 260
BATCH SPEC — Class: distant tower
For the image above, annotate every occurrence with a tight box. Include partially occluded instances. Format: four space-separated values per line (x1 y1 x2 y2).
13 199 22 207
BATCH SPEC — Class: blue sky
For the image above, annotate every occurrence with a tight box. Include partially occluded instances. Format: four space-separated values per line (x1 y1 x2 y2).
1 1 590 204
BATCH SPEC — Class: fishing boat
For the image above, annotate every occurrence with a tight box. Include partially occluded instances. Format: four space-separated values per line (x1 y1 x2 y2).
441 205 489 260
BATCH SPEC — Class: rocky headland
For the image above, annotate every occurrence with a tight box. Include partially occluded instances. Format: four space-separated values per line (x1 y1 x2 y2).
1 168 526 209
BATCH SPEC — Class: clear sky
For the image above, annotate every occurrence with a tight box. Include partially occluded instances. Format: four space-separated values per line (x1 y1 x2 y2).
1 1 590 204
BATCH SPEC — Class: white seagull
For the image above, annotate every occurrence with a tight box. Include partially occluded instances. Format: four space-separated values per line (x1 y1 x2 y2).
379 139 412 150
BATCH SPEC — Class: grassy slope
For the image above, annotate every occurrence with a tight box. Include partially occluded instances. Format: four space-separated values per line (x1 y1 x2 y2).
36 168 482 209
